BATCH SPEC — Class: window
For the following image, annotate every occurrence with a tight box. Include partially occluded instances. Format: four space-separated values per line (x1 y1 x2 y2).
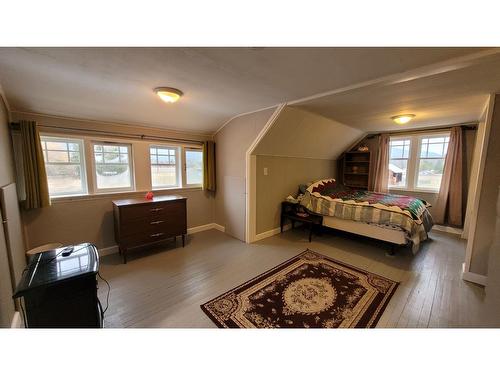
388 138 411 189
40 133 203 199
416 136 449 190
93 142 133 191
150 145 180 188
184 148 203 186
41 136 87 197
388 132 450 192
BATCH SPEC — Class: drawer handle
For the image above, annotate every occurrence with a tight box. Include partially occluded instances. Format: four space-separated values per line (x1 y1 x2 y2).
150 207 164 212
150 233 164 238
150 220 164 225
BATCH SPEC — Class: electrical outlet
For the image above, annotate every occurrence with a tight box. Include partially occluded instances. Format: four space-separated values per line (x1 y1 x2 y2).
263 167 268 176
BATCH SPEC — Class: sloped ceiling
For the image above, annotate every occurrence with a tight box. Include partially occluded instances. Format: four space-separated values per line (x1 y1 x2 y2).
294 51 500 132
0 47 489 134
252 106 363 160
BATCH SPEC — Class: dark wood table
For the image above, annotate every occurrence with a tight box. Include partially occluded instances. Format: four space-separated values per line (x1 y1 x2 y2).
280 201 323 242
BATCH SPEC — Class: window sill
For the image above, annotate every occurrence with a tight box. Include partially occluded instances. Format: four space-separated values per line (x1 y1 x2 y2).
50 186 203 203
389 187 439 194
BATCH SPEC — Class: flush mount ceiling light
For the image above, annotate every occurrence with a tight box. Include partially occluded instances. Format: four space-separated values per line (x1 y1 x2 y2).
154 87 183 103
391 114 415 125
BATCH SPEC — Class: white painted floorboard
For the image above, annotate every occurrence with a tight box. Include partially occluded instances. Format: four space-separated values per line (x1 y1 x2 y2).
98 227 486 328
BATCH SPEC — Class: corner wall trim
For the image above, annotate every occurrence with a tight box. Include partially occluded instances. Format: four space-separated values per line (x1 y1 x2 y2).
98 223 225 256
10 311 22 328
461 262 488 286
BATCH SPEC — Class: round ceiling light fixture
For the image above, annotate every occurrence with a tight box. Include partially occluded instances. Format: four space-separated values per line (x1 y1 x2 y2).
154 87 183 103
391 114 415 125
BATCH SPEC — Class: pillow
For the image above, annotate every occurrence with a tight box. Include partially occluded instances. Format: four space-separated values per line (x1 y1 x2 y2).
307 178 348 196
306 178 336 193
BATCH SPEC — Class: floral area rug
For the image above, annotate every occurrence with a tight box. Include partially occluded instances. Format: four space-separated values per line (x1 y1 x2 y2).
201 250 398 328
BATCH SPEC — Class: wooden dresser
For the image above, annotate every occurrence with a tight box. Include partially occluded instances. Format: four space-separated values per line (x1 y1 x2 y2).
112 195 187 263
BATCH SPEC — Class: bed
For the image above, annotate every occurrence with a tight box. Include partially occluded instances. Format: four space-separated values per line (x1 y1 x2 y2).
299 178 434 254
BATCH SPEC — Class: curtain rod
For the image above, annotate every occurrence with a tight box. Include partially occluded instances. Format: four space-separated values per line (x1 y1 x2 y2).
366 123 478 138
9 122 205 145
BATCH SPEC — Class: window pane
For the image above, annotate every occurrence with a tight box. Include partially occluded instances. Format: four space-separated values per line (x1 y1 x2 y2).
119 154 129 163
428 143 445 157
46 141 68 151
103 152 120 163
388 160 408 188
151 165 177 187
390 145 403 159
41 137 87 197
68 143 79 151
417 159 445 190
46 165 85 196
94 143 132 190
158 155 170 164
95 164 131 189
69 152 80 163
104 145 120 153
186 150 203 185
94 153 103 163
47 150 69 163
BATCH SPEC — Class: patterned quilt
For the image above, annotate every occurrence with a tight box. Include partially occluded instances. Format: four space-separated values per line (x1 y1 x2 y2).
300 179 434 248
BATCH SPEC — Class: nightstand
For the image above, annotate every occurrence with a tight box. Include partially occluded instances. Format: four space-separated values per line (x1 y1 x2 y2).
280 201 323 242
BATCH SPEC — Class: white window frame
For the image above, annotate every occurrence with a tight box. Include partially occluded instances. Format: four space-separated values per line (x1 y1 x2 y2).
40 135 88 198
413 133 450 193
182 146 203 188
149 145 182 189
389 132 450 193
91 141 135 193
388 136 412 190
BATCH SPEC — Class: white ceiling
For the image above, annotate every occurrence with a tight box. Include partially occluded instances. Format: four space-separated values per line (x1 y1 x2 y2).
0 47 490 134
294 51 500 132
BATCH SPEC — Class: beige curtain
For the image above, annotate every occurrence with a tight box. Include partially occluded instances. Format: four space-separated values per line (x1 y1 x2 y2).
203 140 216 192
434 127 463 226
373 134 390 193
19 120 50 209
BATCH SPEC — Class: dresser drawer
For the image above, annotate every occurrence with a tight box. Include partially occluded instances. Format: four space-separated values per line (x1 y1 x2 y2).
120 216 186 237
119 200 186 223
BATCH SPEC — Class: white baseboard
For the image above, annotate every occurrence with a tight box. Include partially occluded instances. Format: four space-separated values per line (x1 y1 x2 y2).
99 223 226 256
187 223 215 234
432 225 463 236
254 223 293 241
10 311 22 328
462 262 488 286
212 223 225 233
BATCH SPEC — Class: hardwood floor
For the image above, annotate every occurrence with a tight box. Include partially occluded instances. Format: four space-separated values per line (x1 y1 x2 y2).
98 227 486 328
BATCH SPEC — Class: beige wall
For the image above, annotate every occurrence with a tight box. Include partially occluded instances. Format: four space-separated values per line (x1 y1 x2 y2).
12 112 215 250
254 106 363 159
0 94 16 327
23 189 214 249
255 155 336 234
470 94 500 275
251 106 361 236
214 108 276 241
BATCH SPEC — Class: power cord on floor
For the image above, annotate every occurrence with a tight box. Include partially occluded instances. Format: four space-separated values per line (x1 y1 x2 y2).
97 271 110 317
